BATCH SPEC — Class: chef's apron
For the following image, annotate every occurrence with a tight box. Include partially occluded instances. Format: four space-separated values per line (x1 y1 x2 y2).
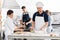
35 15 51 40
35 16 46 31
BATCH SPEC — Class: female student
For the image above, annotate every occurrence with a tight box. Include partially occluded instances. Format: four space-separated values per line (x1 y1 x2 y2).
45 10 54 33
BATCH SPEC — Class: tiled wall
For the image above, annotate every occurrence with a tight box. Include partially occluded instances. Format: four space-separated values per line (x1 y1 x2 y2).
52 12 60 24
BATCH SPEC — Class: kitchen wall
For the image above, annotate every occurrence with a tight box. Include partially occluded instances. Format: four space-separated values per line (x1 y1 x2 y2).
1 9 60 24
1 0 60 24
52 12 60 24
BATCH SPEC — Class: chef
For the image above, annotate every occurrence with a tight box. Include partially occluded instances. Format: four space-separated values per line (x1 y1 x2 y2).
32 2 48 32
4 10 21 40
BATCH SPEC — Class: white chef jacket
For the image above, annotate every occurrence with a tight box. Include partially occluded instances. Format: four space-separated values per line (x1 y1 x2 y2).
4 17 16 40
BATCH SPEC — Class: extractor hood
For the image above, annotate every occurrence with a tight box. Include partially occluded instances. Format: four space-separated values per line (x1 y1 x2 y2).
2 0 20 9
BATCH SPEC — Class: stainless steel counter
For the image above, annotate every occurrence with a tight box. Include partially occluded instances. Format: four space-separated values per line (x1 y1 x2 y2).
8 32 60 40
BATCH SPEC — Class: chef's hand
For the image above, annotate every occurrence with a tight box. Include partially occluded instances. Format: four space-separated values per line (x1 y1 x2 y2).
14 27 21 31
26 23 29 25
14 27 24 33
30 27 34 32
40 26 45 30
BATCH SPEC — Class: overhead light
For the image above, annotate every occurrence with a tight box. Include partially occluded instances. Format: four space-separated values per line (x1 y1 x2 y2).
2 0 20 9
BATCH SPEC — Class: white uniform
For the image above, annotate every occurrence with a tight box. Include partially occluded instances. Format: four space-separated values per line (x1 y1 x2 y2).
4 17 16 40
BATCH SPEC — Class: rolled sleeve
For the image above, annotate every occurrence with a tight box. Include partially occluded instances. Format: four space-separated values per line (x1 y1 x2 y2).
32 13 36 22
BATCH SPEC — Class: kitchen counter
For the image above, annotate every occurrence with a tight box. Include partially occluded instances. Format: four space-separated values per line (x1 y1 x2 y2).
8 31 60 40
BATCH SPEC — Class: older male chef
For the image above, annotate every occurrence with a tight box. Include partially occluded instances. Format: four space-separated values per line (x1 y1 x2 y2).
32 2 48 32
4 10 20 40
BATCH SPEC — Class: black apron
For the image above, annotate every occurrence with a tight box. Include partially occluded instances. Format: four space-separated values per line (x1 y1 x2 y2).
22 13 31 31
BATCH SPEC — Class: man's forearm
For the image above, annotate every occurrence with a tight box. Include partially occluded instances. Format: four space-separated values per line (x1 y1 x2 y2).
14 26 22 31
20 20 23 24
32 21 35 28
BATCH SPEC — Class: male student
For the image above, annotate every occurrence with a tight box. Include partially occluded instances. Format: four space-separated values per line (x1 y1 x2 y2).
4 10 21 40
20 6 32 31
32 2 52 40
